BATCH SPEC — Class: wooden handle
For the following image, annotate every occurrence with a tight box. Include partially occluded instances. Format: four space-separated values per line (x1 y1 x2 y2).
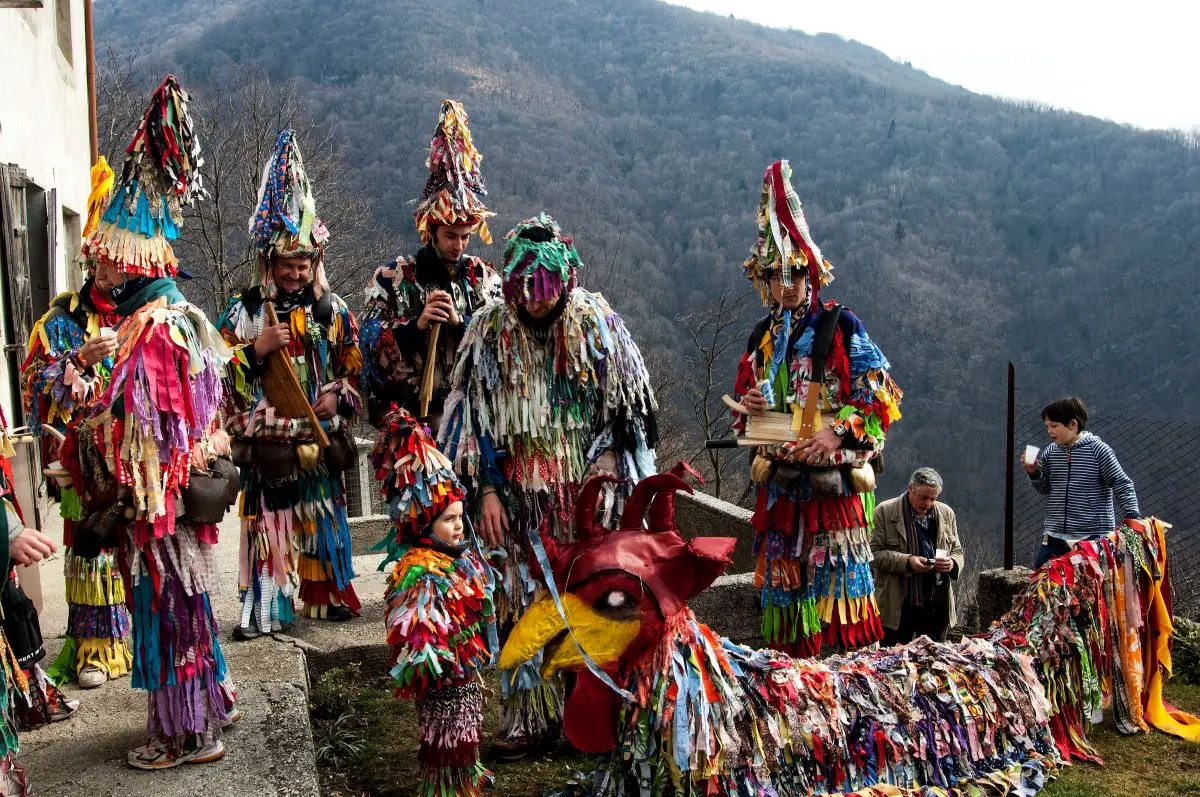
419 322 442 418
264 302 330 449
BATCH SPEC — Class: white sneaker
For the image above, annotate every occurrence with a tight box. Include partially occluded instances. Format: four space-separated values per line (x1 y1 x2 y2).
78 667 107 689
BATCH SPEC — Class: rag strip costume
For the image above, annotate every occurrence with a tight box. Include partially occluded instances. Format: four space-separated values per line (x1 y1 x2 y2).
733 161 902 656
219 129 363 630
360 99 499 426
71 75 237 768
22 156 133 688
440 213 657 747
500 474 1200 797
0 423 32 796
991 518 1200 759
371 408 495 797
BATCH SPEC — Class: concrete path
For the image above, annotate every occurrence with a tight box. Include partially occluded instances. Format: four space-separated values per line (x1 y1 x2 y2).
18 512 391 797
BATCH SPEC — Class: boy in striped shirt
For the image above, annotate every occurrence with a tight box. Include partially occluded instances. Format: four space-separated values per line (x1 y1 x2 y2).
1023 396 1140 568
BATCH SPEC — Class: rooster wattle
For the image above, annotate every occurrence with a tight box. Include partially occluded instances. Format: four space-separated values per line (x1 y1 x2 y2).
500 471 1198 796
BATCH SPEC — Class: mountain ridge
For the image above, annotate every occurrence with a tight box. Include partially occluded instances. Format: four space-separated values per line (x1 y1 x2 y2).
95 0 1200 549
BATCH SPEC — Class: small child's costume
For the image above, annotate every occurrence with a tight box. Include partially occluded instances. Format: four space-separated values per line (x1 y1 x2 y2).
371 408 495 796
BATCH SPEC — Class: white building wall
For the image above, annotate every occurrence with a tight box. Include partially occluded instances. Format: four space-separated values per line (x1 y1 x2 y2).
0 3 91 580
0 1 91 424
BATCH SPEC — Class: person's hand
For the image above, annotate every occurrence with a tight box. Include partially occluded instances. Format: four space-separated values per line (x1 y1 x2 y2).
1021 454 1039 475
794 427 841 464
417 291 458 330
908 555 934 573
741 388 769 416
253 323 291 359
312 391 338 420
932 556 955 573
11 529 57 566
479 491 509 549
79 335 119 368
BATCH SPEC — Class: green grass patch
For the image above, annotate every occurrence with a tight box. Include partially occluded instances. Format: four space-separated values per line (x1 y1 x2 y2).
311 664 590 797
311 666 1200 797
1042 682 1200 797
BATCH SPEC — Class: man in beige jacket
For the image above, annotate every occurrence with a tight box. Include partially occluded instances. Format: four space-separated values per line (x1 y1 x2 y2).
870 468 965 644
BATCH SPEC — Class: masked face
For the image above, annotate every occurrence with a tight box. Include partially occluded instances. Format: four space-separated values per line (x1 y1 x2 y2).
93 260 123 293
520 288 564 318
769 272 808 311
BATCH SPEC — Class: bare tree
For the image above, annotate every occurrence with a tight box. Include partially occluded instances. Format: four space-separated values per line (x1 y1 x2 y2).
177 66 387 313
96 44 147 168
677 288 753 500
97 55 387 314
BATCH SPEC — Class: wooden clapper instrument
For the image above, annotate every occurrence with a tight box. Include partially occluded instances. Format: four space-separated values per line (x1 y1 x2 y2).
263 302 329 449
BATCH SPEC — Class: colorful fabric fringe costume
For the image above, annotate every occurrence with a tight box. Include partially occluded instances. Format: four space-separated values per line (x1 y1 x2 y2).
990 518 1200 759
733 160 902 656
0 425 32 796
68 75 237 769
500 472 1200 797
440 214 657 748
360 99 499 426
371 408 495 796
21 156 133 688
219 129 363 631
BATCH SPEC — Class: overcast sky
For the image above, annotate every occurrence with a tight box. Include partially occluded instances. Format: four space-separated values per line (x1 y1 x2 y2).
663 0 1200 132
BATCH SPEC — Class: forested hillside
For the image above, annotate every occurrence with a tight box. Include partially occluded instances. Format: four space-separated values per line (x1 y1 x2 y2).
95 0 1200 556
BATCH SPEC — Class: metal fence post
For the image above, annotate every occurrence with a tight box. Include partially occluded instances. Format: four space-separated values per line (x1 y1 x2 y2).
1004 362 1015 570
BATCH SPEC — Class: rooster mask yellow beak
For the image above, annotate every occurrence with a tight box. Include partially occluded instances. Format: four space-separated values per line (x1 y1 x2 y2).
498 592 641 678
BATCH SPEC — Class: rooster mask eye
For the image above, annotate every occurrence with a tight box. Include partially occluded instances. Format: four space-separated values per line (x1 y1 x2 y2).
595 589 639 621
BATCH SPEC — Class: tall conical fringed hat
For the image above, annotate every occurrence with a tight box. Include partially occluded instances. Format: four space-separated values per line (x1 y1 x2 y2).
743 160 834 311
81 75 205 278
370 407 466 563
413 99 494 246
500 212 580 303
249 129 330 299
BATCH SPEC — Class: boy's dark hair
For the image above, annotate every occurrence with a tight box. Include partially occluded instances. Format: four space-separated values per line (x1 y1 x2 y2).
1042 396 1089 431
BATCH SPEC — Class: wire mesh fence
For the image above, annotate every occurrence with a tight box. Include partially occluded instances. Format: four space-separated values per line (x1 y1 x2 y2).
1009 390 1200 618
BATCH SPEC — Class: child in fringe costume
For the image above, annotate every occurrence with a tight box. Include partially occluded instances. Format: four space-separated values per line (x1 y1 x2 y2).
69 75 238 769
360 99 499 428
218 129 363 635
21 156 133 691
440 213 657 758
0 416 60 796
372 408 495 797
732 161 903 657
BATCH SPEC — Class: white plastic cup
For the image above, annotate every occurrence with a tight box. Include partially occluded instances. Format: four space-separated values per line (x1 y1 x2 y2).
99 327 117 340
1023 444 1040 466
936 548 948 560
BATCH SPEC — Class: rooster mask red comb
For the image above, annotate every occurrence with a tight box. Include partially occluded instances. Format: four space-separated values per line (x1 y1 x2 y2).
561 472 734 618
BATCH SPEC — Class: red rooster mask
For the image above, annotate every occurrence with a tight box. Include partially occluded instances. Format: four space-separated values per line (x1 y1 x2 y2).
498 469 735 752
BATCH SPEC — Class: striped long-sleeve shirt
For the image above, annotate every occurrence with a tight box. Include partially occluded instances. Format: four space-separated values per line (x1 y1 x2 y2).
1028 431 1140 541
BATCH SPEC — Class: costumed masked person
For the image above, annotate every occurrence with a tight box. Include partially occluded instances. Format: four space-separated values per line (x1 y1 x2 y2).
372 407 495 797
218 129 363 635
21 156 133 692
440 213 657 758
360 100 499 429
0 415 61 796
70 75 238 769
731 160 903 657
